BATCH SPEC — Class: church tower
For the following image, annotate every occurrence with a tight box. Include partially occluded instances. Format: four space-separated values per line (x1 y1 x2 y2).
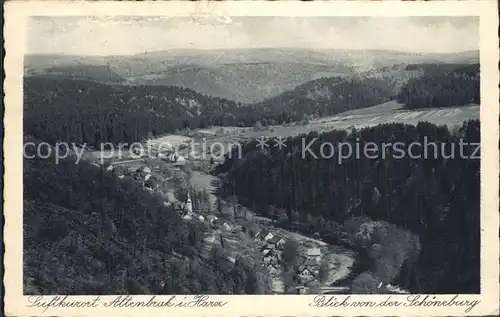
186 192 193 213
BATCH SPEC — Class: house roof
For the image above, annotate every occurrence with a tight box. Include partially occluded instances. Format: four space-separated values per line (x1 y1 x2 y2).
254 229 271 239
261 249 272 257
260 245 270 252
267 235 285 244
136 166 152 174
266 263 278 269
306 248 321 257
298 266 316 276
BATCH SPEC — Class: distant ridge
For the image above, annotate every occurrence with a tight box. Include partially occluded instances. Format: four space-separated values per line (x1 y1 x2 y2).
25 48 479 103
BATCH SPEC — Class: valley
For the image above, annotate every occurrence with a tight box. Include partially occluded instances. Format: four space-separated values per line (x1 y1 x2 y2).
23 46 481 295
73 95 478 294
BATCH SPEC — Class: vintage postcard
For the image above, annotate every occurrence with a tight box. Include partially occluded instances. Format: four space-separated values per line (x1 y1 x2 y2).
3 0 499 316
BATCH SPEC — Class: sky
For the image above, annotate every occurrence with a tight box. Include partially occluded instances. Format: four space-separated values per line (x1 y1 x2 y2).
27 16 479 55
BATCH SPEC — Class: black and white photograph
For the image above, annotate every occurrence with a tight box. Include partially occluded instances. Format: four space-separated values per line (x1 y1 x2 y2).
4 1 498 315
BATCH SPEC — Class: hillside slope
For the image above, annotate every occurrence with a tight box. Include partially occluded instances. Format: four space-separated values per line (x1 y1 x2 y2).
38 65 126 83
24 76 246 146
254 76 396 121
23 137 270 295
397 63 480 109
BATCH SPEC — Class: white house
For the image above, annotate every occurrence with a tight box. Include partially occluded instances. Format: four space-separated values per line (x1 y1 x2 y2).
261 249 271 257
204 235 216 244
298 267 316 280
198 215 205 222
267 235 286 249
106 164 114 172
261 246 272 257
253 230 274 242
222 222 232 231
306 248 321 262
207 215 219 225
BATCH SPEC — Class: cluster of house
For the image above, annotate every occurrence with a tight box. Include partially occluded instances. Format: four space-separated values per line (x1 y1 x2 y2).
157 151 187 165
253 230 286 274
174 193 235 233
253 229 322 284
104 164 163 191
131 139 188 166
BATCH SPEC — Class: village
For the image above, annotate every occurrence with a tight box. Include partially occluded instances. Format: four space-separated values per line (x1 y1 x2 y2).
82 131 408 295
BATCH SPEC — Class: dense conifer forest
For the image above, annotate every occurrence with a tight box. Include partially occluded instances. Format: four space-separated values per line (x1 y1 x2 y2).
24 76 246 147
215 119 480 293
253 76 396 121
24 75 399 146
397 64 479 109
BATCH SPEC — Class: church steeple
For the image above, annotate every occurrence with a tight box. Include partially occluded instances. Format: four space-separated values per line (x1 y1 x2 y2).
186 191 193 213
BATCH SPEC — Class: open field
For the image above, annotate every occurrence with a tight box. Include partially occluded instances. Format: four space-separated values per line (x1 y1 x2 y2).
184 101 480 158
313 100 480 129
147 134 192 148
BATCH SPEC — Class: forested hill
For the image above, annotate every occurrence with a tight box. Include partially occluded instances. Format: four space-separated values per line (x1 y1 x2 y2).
215 120 480 293
253 77 395 122
24 76 250 147
397 63 480 109
23 75 397 146
32 65 127 84
24 61 479 147
24 137 271 295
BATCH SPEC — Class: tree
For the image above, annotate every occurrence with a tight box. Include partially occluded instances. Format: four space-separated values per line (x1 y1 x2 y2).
314 215 326 232
276 208 288 223
282 240 299 270
253 121 263 131
351 272 381 294
318 258 330 284
305 213 313 224
282 270 297 294
216 197 223 215
230 257 248 294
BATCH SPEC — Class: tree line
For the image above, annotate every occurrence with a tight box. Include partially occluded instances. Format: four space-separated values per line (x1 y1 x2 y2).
397 64 479 109
215 119 480 294
23 75 399 147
